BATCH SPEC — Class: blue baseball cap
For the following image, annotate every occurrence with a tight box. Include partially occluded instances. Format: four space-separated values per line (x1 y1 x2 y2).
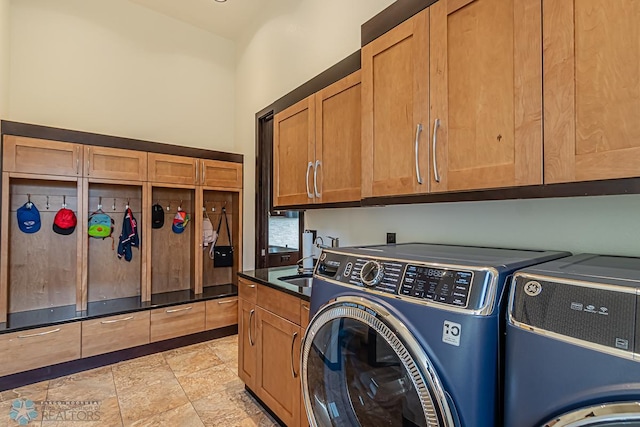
17 203 41 234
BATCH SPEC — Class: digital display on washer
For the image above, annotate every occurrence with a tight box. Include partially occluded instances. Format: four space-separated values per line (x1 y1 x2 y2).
400 265 473 307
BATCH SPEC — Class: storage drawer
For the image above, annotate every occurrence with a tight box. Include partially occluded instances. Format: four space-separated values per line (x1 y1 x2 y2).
150 302 205 342
81 311 150 358
258 284 301 325
0 322 81 376
238 277 258 303
206 297 238 330
3 135 82 177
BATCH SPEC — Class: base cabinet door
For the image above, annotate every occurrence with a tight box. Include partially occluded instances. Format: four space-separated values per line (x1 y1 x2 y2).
150 302 205 342
238 298 258 390
256 307 301 427
81 312 150 358
205 297 238 330
0 323 81 376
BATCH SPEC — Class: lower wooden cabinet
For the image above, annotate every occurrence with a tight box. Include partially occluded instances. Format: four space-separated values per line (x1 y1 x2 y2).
238 298 258 390
0 323 81 377
205 296 238 330
300 300 311 427
150 302 206 342
81 312 150 358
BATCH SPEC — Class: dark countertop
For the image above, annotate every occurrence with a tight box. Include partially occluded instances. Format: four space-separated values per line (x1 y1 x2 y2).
268 245 299 254
0 284 237 335
238 266 311 301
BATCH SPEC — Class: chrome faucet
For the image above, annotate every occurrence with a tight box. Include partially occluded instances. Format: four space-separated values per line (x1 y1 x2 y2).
314 236 339 249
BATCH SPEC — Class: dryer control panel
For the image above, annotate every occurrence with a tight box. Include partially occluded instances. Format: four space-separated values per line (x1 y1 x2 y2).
315 251 489 310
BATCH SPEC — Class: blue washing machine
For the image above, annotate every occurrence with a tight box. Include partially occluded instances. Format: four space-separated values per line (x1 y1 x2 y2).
505 254 640 427
301 243 569 427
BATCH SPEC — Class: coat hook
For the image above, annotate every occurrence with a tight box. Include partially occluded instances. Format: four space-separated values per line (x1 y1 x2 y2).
112 198 117 211
178 200 183 211
46 196 50 209
63 195 67 208
98 196 103 210
126 199 130 209
166 201 171 211
27 194 32 208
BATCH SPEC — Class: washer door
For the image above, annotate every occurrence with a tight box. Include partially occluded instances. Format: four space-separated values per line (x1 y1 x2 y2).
543 403 640 427
301 296 454 427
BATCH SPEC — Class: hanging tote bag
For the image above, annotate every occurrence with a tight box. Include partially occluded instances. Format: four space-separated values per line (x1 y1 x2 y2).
213 208 234 267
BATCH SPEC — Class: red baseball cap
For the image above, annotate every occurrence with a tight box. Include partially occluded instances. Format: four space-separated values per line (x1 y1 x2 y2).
53 208 77 235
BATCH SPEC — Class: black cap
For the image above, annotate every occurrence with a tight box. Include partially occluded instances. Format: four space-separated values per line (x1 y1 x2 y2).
152 204 164 229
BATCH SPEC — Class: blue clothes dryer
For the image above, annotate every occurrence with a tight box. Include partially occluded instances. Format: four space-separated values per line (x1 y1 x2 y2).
301 243 569 427
505 254 640 427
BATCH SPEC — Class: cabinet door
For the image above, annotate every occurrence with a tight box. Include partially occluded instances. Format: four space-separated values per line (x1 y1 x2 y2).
315 71 362 204
84 146 147 181
238 298 258 390
544 0 640 183
300 300 311 427
430 0 542 192
256 307 301 427
200 159 242 189
361 9 429 198
273 96 315 207
3 135 82 177
148 153 197 185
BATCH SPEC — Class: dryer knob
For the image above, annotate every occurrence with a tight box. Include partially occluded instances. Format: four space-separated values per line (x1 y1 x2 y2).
361 260 384 287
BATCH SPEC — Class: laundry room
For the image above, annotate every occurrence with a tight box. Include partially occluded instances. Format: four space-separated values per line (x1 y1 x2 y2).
1 0 640 426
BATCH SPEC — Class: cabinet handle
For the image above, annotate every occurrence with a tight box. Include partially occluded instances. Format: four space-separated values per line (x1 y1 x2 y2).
86 147 91 175
314 160 321 198
432 119 441 183
248 309 255 346
166 306 193 314
217 300 235 305
195 160 199 184
76 147 80 175
305 162 314 199
301 304 310 311
290 331 299 378
101 316 133 324
247 284 256 289
202 160 206 184
18 328 61 338
415 124 423 184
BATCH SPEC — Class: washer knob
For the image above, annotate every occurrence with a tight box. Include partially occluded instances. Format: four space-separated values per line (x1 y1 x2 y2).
360 260 384 287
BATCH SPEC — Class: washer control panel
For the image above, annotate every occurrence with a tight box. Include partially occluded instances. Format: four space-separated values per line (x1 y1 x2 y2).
316 251 480 309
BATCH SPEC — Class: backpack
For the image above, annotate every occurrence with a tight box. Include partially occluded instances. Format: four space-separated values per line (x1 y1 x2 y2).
88 212 115 238
203 216 216 247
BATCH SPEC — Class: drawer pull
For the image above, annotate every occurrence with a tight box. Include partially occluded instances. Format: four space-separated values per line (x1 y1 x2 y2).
18 328 61 338
166 306 193 314
248 309 255 346
290 331 299 378
218 300 236 305
247 284 256 288
101 316 134 324
301 304 310 311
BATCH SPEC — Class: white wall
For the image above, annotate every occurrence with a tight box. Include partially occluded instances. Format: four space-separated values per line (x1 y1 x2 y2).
8 0 236 151
0 0 9 117
235 0 395 269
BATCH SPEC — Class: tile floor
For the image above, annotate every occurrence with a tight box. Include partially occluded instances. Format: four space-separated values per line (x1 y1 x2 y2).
0 335 279 426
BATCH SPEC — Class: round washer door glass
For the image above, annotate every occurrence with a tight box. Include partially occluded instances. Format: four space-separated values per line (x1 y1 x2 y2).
301 297 453 427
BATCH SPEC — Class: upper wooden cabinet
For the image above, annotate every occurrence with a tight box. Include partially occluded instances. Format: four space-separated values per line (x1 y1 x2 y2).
361 9 430 198
148 153 197 185
3 136 82 177
200 159 242 189
273 96 316 207
315 71 362 204
429 0 543 192
84 146 147 181
544 0 640 183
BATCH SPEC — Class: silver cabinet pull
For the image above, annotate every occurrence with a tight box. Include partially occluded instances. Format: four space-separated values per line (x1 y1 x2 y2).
247 284 256 289
76 147 80 175
18 328 61 338
305 162 314 199
86 147 91 175
415 124 423 184
313 160 322 198
166 306 193 314
301 304 310 311
432 119 441 183
101 316 133 324
248 309 255 346
217 300 235 305
195 160 199 184
290 331 298 378
202 160 206 183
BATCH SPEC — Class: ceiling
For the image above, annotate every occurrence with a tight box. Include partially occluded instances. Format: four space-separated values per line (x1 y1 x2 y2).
129 0 295 41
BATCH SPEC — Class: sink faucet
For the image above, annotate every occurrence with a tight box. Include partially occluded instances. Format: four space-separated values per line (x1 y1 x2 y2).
314 236 339 249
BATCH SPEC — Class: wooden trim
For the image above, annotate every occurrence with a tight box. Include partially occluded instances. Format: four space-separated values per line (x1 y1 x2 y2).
194 187 204 294
0 172 9 323
361 0 437 46
8 172 79 182
0 325 237 392
86 177 148 186
76 179 85 312
1 121 243 164
80 178 89 310
141 182 151 302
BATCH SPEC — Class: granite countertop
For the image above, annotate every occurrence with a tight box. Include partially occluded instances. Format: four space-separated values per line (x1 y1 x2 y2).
238 266 312 301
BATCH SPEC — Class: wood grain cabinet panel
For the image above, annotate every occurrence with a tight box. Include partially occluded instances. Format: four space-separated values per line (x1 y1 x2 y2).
84 146 147 181
238 298 258 390
257 284 301 325
200 160 242 189
544 0 640 183
150 302 205 342
273 96 315 207
300 300 311 427
205 297 238 330
429 0 542 192
361 9 430 198
148 153 197 185
238 277 258 304
3 135 82 177
0 323 81 376
256 307 301 427
81 311 150 358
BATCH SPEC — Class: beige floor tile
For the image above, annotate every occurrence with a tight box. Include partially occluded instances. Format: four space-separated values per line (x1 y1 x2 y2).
117 376 189 426
163 344 224 378
40 395 121 426
177 364 242 402
0 393 45 427
112 355 175 392
191 389 254 427
47 366 115 401
208 337 238 366
129 402 204 427
0 381 49 403
238 413 279 427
